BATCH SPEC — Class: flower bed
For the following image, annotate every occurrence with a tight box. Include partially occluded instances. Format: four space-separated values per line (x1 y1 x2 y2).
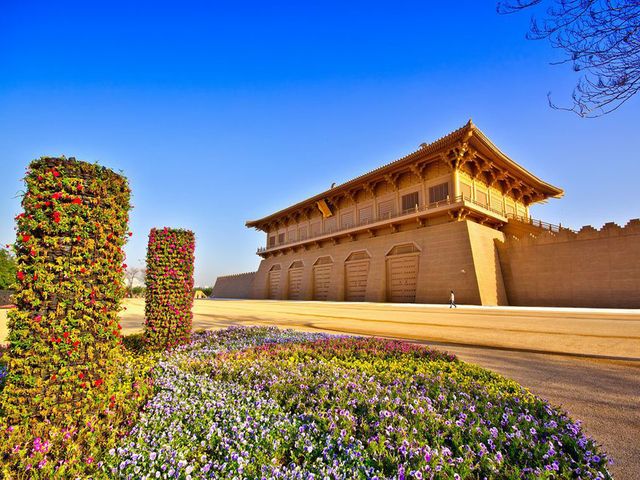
106 327 611 479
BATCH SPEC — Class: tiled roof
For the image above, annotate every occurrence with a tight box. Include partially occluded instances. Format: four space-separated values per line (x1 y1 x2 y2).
246 120 563 229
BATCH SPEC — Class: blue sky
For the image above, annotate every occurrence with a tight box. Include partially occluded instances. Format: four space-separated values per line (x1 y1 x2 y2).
1 1 638 285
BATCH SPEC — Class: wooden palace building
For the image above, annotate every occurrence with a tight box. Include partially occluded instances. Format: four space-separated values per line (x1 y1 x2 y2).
244 120 563 305
214 120 639 308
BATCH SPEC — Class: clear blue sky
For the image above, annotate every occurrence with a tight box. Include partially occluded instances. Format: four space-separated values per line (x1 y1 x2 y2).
1 1 638 285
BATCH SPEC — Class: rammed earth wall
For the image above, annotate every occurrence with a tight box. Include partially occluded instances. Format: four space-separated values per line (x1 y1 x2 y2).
239 218 640 308
211 272 256 299
497 220 640 308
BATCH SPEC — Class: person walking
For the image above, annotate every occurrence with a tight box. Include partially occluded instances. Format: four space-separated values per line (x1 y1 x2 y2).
449 290 456 308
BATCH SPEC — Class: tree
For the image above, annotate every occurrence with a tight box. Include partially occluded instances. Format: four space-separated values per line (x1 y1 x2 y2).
124 266 142 296
0 247 16 289
498 0 640 117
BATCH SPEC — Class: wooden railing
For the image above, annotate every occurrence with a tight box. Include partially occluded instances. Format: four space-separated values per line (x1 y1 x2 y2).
258 195 468 253
506 213 573 233
255 196 567 253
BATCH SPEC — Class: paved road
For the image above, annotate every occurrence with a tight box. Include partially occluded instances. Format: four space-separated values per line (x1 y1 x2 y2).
3 300 639 477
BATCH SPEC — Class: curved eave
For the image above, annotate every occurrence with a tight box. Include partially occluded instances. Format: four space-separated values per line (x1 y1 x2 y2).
246 122 472 230
246 121 564 231
471 129 564 199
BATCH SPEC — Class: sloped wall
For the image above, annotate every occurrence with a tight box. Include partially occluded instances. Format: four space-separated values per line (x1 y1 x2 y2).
212 272 256 299
467 221 508 306
497 219 640 308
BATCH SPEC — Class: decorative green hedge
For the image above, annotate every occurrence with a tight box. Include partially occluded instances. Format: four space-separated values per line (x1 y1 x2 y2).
144 228 195 350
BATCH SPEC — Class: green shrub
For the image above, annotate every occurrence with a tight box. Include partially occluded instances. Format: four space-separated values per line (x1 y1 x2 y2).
0 157 153 478
121 332 146 353
144 228 195 350
0 248 17 290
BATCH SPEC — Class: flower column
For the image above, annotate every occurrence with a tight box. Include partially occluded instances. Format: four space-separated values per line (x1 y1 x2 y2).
144 228 195 350
2 157 131 424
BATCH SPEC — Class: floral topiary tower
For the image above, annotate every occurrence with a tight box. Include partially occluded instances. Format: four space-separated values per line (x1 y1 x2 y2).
1 157 131 424
144 227 195 350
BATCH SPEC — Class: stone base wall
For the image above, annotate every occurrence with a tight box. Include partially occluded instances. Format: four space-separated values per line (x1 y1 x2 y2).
237 218 640 308
497 220 640 308
251 220 507 306
211 272 256 299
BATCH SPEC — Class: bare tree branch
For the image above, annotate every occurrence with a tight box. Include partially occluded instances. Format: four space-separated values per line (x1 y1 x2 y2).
498 0 640 117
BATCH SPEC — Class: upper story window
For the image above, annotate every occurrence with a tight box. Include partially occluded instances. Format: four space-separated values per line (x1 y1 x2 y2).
401 192 419 213
268 236 276 247
476 189 488 207
358 206 373 224
378 199 395 219
429 182 449 203
341 211 354 229
459 183 472 201
278 232 285 244
324 217 337 233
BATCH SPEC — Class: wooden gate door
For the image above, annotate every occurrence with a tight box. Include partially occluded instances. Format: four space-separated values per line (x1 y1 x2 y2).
345 259 369 301
386 255 419 303
268 265 281 299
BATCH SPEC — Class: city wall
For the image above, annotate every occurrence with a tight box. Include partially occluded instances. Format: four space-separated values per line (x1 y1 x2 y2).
211 272 256 299
214 219 639 309
497 219 640 308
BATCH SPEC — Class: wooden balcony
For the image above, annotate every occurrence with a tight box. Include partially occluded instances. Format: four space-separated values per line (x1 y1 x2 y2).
256 195 509 256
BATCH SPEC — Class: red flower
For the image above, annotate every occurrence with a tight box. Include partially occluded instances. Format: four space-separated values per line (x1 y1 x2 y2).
78 372 84 379
33 273 38 280
128 232 133 237
73 340 80 347
52 211 61 223
52 192 62 200
17 271 24 281
77 183 83 191
34 315 42 322
52 169 60 177
80 382 87 388
71 198 82 205
51 374 57 381
94 378 104 387
45 201 51 207
21 234 30 242
37 175 43 181
63 332 69 339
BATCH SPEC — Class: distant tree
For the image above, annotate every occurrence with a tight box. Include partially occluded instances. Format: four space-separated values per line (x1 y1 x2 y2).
0 247 17 289
131 286 146 297
124 267 141 296
498 0 640 117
